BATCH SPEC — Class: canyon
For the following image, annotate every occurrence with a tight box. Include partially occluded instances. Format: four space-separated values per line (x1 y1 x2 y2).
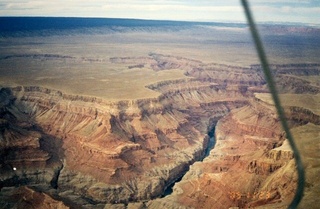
1 53 319 208
1 18 320 208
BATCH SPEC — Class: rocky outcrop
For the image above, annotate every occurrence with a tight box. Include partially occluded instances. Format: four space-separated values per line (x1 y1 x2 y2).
0 186 69 209
275 75 320 94
286 106 320 125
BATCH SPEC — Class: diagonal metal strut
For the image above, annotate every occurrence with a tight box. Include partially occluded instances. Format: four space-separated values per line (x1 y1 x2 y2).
240 1 305 208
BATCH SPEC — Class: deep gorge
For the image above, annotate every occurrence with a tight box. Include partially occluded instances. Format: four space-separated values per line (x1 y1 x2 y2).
162 127 216 197
0 59 319 208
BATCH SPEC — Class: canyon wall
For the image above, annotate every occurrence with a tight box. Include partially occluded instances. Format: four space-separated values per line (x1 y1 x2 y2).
146 60 320 209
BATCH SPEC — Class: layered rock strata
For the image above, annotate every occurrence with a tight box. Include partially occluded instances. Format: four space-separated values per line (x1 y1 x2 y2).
147 88 319 208
1 54 319 208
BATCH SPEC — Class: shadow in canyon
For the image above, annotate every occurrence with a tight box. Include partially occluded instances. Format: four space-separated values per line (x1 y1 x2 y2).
161 126 216 197
0 87 64 191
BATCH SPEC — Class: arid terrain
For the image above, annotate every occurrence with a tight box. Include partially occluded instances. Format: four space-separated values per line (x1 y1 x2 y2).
0 18 319 209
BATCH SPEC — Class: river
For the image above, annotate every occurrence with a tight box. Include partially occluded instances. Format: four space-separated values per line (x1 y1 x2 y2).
162 128 216 197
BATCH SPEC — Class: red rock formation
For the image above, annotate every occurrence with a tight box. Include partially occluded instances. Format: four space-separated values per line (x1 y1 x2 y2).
0 186 69 209
149 92 319 209
1 56 319 208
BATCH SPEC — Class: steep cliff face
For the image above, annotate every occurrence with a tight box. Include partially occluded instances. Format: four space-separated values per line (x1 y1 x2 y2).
1 54 319 208
149 92 319 209
147 100 284 209
1 83 249 205
5 86 204 203
0 88 63 191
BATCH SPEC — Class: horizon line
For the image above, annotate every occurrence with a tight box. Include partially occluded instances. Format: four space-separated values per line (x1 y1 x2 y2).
1 16 319 27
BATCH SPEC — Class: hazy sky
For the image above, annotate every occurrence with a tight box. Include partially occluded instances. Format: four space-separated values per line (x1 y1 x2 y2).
0 0 319 24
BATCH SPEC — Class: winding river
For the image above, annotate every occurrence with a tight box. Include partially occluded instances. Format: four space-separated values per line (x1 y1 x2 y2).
162 128 216 197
